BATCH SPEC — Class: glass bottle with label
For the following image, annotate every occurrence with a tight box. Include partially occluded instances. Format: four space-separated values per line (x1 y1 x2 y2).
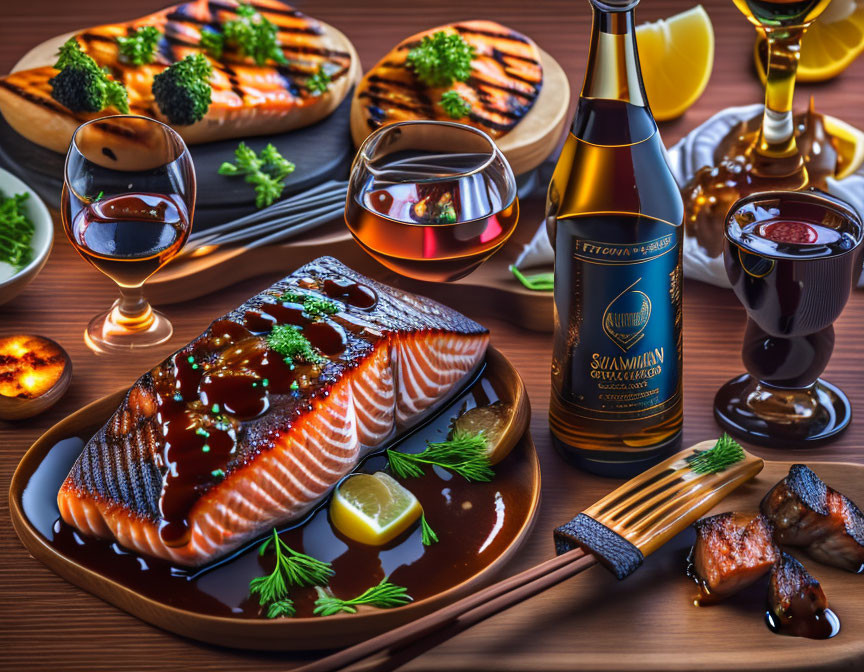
547 0 683 477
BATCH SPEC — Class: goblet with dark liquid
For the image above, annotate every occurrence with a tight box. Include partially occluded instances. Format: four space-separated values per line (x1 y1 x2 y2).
345 121 519 282
715 191 863 447
62 116 196 353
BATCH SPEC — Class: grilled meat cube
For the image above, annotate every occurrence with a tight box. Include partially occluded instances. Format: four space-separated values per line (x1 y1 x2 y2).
767 551 839 639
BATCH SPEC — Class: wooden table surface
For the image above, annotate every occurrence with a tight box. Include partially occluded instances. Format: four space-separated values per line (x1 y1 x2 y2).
2 1 863 670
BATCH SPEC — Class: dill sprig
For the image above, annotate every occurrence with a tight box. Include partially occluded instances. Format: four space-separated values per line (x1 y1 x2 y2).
439 90 471 119
313 579 412 616
0 191 34 271
387 430 494 482
116 25 161 65
267 324 324 366
688 434 746 475
278 291 340 317
420 513 438 546
249 529 334 618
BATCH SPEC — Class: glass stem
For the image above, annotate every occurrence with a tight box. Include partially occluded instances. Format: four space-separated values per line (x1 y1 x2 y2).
114 285 155 331
757 27 804 159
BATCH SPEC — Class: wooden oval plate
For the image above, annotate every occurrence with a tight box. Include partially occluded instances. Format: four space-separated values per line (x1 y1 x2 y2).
9 347 539 651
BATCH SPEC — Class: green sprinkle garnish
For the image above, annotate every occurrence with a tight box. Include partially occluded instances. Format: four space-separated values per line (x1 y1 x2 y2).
195 428 210 437
420 513 438 546
279 291 304 304
290 380 299 391
510 265 554 291
211 404 221 414
173 392 183 402
202 445 211 453
187 355 195 363
116 25 161 65
278 292 340 317
211 468 225 478
267 324 324 366
262 378 269 387
306 65 331 94
688 434 746 475
94 191 104 202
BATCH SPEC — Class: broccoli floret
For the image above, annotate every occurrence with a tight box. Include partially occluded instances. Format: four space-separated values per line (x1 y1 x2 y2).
49 38 129 113
152 54 213 126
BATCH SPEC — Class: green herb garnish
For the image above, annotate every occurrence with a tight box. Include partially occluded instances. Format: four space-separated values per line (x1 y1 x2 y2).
223 2 288 66
388 430 494 482
510 265 554 291
151 53 212 125
199 29 225 59
116 26 161 65
279 292 340 317
306 65 331 94
440 90 471 119
407 31 476 88
218 142 295 208
420 513 438 546
313 579 412 616
688 434 746 475
267 324 324 366
249 528 334 618
50 38 129 113
0 191 34 271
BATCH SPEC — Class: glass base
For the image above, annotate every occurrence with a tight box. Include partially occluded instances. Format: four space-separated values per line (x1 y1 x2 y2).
714 374 851 448
83 299 173 353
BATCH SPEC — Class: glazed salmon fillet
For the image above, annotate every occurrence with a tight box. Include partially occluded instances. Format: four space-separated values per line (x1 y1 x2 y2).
0 0 357 152
351 20 543 144
57 257 488 566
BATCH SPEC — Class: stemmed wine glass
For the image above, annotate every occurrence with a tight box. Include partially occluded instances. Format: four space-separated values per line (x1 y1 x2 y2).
345 121 519 282
61 116 196 353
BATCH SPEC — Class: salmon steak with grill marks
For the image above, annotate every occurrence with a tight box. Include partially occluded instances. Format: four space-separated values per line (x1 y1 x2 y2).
350 21 543 145
0 0 358 153
57 257 489 567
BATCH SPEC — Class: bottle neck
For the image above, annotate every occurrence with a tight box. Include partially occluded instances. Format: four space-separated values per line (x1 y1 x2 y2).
580 1 646 107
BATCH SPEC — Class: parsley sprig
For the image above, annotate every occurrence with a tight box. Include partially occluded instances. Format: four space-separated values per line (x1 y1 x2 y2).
688 434 746 475
407 31 476 88
248 529 334 618
313 579 412 616
223 3 288 66
440 90 471 119
306 65 331 94
116 26 161 65
0 191 34 271
387 430 494 482
267 324 324 366
218 142 295 208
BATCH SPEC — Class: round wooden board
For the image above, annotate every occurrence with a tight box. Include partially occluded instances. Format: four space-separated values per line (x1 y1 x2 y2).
8 347 540 651
0 25 361 230
350 47 570 176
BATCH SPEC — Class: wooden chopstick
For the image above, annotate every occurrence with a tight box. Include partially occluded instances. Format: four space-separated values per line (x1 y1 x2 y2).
296 548 598 672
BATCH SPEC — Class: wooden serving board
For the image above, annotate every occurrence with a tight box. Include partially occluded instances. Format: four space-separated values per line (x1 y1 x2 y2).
0 27 361 230
405 459 864 672
9 348 539 651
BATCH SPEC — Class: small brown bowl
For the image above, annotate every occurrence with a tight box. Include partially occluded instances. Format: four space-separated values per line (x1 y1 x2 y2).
0 335 72 421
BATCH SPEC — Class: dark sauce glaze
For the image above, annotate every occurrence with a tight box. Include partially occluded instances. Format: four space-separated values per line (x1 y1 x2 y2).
25 369 533 619
152 282 370 547
765 603 840 640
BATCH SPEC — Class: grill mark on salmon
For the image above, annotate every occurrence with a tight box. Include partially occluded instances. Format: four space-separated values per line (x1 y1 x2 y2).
353 20 542 140
57 257 489 567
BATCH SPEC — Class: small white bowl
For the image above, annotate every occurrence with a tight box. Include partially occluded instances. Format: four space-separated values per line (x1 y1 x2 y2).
0 167 53 306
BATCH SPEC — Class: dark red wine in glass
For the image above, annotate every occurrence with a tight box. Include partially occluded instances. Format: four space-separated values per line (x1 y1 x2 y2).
715 190 863 447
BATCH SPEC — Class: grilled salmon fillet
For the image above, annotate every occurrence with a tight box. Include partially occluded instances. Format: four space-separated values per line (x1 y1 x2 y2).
761 464 864 573
350 21 543 146
767 552 837 639
57 257 489 567
0 0 358 153
691 512 779 603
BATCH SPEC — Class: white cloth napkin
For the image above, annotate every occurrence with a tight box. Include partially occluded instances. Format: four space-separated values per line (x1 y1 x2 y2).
514 103 864 288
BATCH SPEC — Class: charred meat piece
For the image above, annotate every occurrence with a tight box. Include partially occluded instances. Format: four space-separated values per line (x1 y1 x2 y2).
691 512 779 604
761 464 864 573
767 551 839 639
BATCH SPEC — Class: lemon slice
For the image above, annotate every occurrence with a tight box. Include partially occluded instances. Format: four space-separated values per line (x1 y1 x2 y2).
635 5 715 122
330 472 421 546
755 0 864 82
824 114 864 179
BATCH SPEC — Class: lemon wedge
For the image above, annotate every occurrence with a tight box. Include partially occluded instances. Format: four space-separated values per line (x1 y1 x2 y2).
755 0 864 82
330 472 421 546
636 5 715 122
824 113 864 179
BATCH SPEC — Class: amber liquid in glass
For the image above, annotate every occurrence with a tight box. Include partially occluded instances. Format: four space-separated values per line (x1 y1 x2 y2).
345 150 519 282
733 0 833 27
547 2 683 477
62 191 189 287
